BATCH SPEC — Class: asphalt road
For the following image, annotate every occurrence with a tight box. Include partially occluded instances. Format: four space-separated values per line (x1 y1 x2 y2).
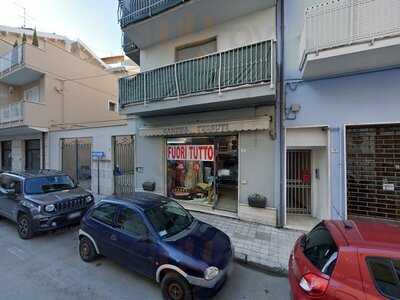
0 218 291 300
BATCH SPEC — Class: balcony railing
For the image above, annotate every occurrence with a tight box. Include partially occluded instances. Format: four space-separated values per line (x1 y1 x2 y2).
0 45 24 77
0 101 23 124
118 0 188 27
301 0 400 66
119 40 273 108
122 33 140 56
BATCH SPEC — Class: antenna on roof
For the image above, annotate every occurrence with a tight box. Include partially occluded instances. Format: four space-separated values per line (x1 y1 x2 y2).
13 1 26 28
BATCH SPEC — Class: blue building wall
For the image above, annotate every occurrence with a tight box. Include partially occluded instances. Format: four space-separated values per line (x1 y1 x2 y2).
283 0 400 219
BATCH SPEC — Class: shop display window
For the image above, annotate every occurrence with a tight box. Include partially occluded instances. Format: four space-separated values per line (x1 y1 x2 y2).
167 136 238 212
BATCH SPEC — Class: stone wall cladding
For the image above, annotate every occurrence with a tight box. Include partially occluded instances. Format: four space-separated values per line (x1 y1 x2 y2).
347 124 400 221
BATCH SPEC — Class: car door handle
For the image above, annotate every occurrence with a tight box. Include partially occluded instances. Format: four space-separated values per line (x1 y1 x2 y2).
110 234 117 241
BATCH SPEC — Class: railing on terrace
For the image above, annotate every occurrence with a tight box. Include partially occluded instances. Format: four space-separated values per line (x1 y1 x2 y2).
118 0 188 27
0 45 24 76
0 101 23 124
122 33 139 54
301 0 400 65
119 40 274 108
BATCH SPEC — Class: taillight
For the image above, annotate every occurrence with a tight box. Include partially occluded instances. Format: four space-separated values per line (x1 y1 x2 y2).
299 273 329 296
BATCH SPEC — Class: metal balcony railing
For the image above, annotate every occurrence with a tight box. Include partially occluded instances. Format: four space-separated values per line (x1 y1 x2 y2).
122 33 139 54
0 101 23 124
300 0 400 67
119 40 274 108
0 45 24 77
118 0 188 27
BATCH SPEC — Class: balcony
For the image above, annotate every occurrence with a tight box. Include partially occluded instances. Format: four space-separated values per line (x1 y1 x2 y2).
0 44 44 86
122 33 140 65
0 102 23 127
299 0 400 79
119 0 275 48
119 40 275 116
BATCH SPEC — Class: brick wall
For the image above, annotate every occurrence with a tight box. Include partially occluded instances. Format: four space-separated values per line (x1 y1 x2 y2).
347 125 400 222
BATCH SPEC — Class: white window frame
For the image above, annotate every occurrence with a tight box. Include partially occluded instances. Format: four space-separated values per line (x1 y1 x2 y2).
23 85 40 103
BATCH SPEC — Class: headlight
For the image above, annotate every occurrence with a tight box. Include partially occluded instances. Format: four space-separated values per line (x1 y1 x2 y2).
85 195 94 203
21 200 41 213
204 267 219 280
45 204 55 212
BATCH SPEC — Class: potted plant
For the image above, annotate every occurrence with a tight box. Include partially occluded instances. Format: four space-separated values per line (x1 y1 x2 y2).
248 193 267 208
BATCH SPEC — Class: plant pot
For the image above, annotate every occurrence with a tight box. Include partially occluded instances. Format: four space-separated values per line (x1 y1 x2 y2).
248 194 267 208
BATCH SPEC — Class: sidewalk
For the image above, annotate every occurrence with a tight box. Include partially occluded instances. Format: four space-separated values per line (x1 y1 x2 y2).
192 212 303 274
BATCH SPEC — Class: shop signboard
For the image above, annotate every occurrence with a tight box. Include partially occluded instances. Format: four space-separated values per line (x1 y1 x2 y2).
167 145 215 162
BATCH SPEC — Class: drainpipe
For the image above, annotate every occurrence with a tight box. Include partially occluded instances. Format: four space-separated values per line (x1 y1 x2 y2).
41 131 46 169
276 0 285 228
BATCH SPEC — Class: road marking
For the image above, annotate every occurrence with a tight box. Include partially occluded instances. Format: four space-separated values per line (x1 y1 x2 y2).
7 246 26 260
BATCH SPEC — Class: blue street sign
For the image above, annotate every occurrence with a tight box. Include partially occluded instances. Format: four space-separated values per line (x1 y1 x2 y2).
92 151 105 159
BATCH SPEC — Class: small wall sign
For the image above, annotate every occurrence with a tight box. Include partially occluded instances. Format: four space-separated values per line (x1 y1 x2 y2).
383 183 395 192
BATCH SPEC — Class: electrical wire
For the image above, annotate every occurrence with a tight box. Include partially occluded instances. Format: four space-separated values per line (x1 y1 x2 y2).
0 44 119 99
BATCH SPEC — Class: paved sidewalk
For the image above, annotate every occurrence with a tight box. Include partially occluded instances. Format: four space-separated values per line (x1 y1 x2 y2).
192 212 303 273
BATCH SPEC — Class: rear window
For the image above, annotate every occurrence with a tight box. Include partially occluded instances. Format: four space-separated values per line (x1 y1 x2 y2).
367 257 400 299
302 222 338 275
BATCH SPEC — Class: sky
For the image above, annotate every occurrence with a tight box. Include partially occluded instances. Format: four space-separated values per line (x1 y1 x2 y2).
0 0 122 58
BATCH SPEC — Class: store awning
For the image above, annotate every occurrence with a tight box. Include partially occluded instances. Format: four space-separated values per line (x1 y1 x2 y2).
139 116 272 137
0 125 48 138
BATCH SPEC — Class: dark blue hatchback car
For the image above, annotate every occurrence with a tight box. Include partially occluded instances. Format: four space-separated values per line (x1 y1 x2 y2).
78 192 234 300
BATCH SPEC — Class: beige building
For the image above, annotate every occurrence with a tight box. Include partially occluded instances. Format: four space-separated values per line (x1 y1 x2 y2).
0 25 131 182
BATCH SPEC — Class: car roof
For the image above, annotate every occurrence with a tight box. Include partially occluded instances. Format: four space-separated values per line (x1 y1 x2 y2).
329 219 400 252
1 169 67 179
100 192 170 212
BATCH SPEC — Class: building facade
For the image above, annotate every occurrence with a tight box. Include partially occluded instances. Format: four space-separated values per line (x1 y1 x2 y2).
118 0 280 225
0 26 124 186
283 0 400 228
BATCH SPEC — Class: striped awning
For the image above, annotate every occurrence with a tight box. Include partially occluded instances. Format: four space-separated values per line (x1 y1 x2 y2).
139 116 271 137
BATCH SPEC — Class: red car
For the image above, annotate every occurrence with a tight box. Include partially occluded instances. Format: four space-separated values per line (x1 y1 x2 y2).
289 220 400 300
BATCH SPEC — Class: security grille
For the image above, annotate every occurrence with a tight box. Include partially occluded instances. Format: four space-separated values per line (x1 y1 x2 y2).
113 135 135 195
62 138 92 190
287 150 312 215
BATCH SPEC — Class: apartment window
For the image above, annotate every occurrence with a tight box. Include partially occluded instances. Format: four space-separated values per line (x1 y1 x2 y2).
24 86 40 103
108 101 117 112
176 38 217 62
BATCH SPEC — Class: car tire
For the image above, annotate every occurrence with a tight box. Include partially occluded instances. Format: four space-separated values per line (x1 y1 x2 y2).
79 236 97 262
17 214 34 240
161 272 193 300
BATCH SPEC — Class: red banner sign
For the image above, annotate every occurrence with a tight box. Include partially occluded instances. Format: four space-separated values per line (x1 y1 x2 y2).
167 145 215 161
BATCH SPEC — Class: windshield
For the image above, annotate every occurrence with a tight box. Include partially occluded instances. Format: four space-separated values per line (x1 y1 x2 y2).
145 201 193 239
25 176 76 194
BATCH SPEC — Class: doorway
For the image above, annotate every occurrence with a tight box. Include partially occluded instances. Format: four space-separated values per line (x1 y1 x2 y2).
286 150 312 215
1 141 12 170
113 135 135 195
25 139 41 170
62 138 92 190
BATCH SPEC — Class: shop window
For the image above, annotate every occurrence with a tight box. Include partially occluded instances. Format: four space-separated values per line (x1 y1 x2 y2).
166 136 238 212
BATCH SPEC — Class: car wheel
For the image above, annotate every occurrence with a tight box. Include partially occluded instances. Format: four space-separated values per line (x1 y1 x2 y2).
161 272 193 300
17 214 33 240
79 236 97 262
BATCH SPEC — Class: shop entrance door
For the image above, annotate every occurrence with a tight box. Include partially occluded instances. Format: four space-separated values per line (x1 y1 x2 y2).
214 136 238 213
286 150 312 215
113 135 135 195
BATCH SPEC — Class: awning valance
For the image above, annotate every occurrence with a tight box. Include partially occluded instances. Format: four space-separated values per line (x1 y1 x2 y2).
139 116 271 137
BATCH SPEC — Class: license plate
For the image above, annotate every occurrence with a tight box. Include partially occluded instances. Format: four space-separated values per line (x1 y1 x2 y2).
67 211 81 220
